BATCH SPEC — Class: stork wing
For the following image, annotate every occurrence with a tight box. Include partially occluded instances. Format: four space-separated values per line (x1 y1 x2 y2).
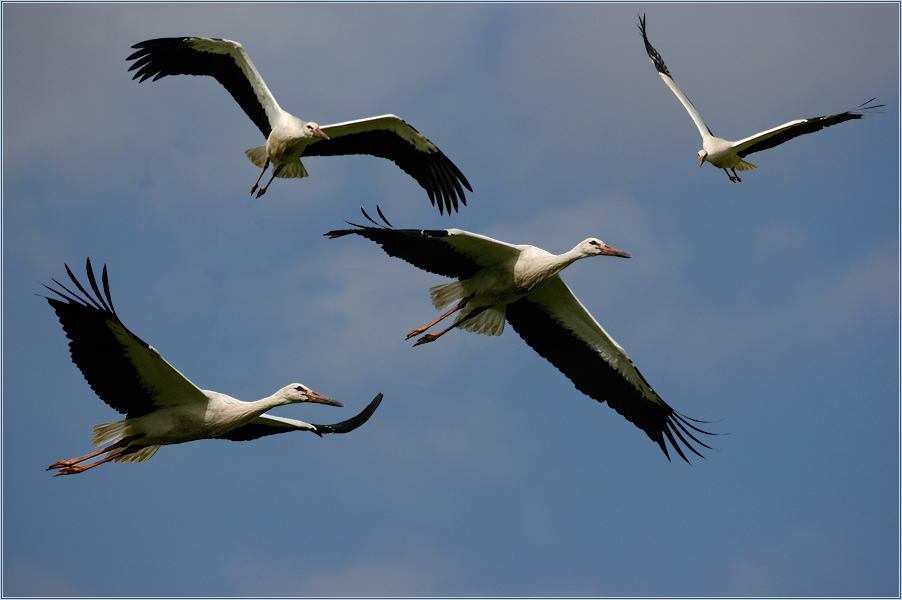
507 276 712 463
325 208 521 280
217 393 383 441
733 98 884 157
638 15 713 139
127 37 280 138
304 115 472 216
42 259 207 419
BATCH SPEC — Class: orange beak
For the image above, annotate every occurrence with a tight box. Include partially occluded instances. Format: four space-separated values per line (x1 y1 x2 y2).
699 154 705 168
313 128 330 140
600 244 631 258
308 391 343 407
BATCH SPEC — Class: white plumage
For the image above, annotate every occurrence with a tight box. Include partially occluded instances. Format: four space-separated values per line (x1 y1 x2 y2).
639 15 883 182
43 259 382 476
326 208 714 462
127 37 471 214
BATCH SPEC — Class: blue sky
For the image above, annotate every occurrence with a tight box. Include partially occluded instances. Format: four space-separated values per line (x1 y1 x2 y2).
3 2 898 596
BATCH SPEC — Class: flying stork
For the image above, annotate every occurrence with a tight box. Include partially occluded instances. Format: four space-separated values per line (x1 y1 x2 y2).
42 258 383 476
638 14 883 182
325 208 714 463
127 37 471 214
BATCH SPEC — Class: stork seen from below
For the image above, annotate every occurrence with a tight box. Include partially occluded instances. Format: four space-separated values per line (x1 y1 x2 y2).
326 208 714 463
42 258 382 476
127 37 471 214
638 15 883 182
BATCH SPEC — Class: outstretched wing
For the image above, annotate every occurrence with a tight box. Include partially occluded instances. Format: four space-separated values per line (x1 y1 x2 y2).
638 14 713 139
217 393 383 441
734 98 884 157
507 276 714 463
305 115 472 216
42 259 207 419
127 36 280 137
325 208 521 280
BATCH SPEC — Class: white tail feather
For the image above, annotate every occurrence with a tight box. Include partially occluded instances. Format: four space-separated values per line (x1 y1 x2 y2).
245 145 268 168
456 305 506 336
91 420 129 447
429 281 465 310
244 146 309 179
113 446 160 463
275 160 308 179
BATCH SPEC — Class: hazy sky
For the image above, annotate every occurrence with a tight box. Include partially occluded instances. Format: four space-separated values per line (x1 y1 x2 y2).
3 2 898 597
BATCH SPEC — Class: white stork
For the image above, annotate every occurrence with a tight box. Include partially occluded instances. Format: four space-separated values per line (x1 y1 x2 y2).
326 208 714 463
638 15 883 182
42 258 383 476
127 37 471 214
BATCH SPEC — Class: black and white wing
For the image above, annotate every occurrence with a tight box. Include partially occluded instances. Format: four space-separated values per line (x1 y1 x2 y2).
127 37 279 138
42 259 207 419
306 115 472 215
217 394 383 441
325 208 521 279
507 275 713 462
733 98 884 158
638 14 714 139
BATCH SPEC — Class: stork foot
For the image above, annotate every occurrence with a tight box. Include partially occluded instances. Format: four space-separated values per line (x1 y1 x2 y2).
47 459 77 471
250 184 258 196
53 465 88 476
413 334 441 347
406 325 431 340
255 187 268 199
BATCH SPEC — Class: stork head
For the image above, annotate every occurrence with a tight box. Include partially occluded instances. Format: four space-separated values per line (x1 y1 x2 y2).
305 122 330 140
578 238 632 259
278 384 343 407
698 149 708 167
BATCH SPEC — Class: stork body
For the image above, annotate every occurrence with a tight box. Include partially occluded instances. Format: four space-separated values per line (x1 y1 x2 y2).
43 259 382 476
127 37 471 214
326 209 713 462
638 15 883 182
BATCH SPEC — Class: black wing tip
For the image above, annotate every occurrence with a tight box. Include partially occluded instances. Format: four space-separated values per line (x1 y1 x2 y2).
311 393 383 435
851 97 886 117
637 13 671 78
324 206 394 239
43 258 113 314
659 410 722 465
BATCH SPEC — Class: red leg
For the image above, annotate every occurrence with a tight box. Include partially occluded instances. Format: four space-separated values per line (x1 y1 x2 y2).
54 451 128 476
47 435 139 471
250 158 271 196
412 305 489 347
255 164 284 198
406 296 472 340
731 168 742 182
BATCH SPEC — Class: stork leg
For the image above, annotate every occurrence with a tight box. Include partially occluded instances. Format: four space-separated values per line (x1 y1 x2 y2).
53 451 129 476
413 305 490 347
255 164 284 198
723 168 741 183
406 295 474 340
731 168 742 182
250 158 271 196
47 435 140 472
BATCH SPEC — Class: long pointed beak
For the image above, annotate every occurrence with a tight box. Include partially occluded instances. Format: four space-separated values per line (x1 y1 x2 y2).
313 128 330 140
308 391 343 407
600 244 631 258
699 154 705 168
